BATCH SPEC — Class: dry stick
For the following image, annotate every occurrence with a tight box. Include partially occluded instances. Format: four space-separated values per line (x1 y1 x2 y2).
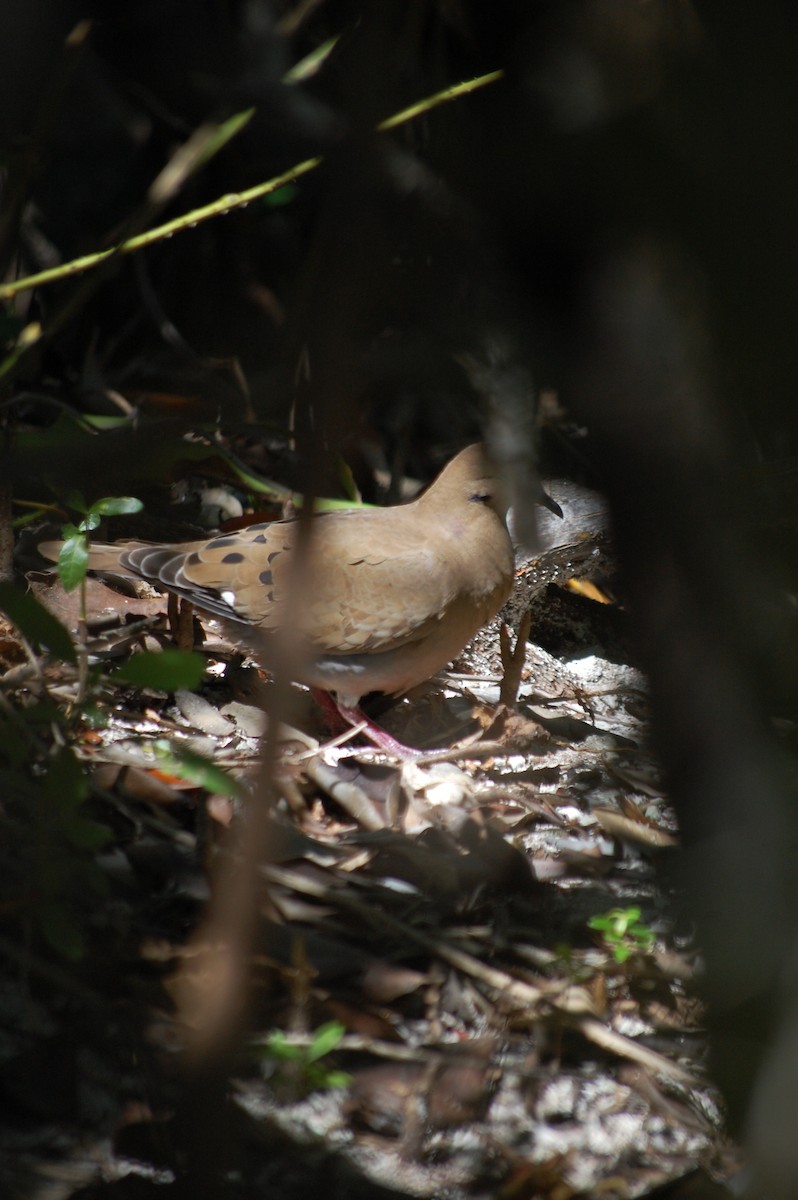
263 863 695 1083
303 755 386 830
173 478 326 1186
499 609 532 707
171 706 292 1191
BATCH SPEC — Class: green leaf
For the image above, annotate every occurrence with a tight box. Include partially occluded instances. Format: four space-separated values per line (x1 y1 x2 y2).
65 491 88 514
12 506 54 531
80 703 109 730
264 1031 301 1061
89 496 144 518
115 649 207 691
282 35 339 84
153 739 245 800
0 583 77 662
195 107 255 168
589 905 654 962
81 414 135 431
58 532 90 591
307 1021 346 1062
321 1070 352 1089
335 457 360 502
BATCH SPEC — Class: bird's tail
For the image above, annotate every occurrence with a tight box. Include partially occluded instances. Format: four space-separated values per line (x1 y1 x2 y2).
38 540 150 576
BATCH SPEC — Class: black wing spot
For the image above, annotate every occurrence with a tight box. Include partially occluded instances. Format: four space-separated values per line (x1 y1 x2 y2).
187 551 202 565
222 552 245 564
259 569 273 586
211 536 237 548
267 551 280 563
252 534 268 544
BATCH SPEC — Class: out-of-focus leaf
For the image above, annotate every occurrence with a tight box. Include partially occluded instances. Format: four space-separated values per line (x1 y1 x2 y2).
321 1071 351 1089
61 815 113 850
282 35 338 84
335 456 360 502
264 183 299 208
0 583 77 662
65 492 87 514
307 1021 346 1062
90 496 143 518
154 739 245 800
58 532 90 592
12 507 55 530
194 107 254 169
264 1030 299 1061
81 414 132 431
148 109 255 207
115 649 207 691
44 746 89 812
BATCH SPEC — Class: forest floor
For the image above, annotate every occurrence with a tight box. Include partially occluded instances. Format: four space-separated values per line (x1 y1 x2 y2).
1 477 742 1200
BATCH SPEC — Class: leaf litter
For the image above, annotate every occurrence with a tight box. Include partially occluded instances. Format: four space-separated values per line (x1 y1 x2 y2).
0 489 741 1199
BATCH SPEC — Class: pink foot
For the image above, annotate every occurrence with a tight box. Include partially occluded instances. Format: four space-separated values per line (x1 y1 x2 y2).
310 688 424 759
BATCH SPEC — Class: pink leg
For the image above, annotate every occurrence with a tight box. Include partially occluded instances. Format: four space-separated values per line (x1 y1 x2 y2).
311 687 350 733
310 688 424 759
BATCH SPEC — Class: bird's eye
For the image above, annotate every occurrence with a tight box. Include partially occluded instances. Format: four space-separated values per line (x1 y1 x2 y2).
469 491 491 504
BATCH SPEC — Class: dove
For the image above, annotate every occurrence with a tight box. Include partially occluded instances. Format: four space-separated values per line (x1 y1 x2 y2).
40 444 515 754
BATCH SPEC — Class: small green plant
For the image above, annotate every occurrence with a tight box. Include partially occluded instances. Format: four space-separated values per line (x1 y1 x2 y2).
588 906 655 964
260 1021 351 1096
56 493 142 702
57 493 143 593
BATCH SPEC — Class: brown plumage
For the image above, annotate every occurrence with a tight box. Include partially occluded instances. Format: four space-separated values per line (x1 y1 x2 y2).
40 444 515 752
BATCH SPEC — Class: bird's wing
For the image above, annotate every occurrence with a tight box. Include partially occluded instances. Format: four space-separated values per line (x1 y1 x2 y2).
121 511 461 655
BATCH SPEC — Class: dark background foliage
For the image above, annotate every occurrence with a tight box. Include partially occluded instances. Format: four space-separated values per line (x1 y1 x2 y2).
4 2 798 1194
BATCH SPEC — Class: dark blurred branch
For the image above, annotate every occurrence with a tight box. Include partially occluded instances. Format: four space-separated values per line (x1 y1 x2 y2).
0 70 502 305
0 20 91 280
0 110 256 387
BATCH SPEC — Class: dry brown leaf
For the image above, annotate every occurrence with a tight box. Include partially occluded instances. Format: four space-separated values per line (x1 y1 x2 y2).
361 960 429 1003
